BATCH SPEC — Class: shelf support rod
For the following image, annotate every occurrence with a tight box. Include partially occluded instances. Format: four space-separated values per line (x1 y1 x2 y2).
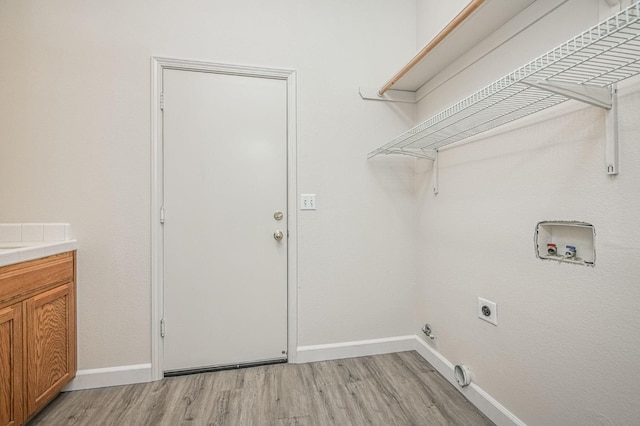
432 150 439 195
606 85 619 175
378 0 486 96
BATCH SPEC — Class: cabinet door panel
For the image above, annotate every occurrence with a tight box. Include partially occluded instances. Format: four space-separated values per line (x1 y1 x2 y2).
0 305 22 426
24 283 75 416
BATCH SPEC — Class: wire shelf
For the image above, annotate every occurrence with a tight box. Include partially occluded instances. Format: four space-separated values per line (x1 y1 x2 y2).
368 2 640 159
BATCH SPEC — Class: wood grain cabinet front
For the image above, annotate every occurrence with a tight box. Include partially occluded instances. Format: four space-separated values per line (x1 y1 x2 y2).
24 283 76 416
0 304 23 426
0 252 76 425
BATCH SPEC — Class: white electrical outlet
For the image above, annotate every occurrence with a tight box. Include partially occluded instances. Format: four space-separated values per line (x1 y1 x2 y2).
300 194 316 210
478 297 498 326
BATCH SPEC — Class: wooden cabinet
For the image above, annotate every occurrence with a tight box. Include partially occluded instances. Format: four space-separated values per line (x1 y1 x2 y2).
0 252 76 426
0 304 22 426
24 283 76 417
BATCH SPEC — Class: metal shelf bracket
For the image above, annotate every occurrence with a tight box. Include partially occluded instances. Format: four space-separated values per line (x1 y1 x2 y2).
523 80 619 175
368 147 436 160
359 87 417 103
606 86 619 175
432 150 439 195
416 149 437 161
522 79 613 109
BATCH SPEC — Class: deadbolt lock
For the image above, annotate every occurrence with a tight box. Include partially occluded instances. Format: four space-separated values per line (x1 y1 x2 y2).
274 211 284 221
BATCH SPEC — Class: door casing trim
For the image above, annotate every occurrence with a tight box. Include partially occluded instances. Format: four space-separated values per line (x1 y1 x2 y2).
150 56 298 380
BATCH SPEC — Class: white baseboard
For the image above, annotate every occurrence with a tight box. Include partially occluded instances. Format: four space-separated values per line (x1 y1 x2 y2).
63 363 154 392
296 335 525 426
296 335 417 363
412 338 526 426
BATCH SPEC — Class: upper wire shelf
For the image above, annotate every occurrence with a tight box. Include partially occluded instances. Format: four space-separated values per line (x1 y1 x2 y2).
368 1 640 159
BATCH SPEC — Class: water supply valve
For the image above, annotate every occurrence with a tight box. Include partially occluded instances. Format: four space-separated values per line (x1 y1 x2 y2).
421 323 437 340
565 245 577 259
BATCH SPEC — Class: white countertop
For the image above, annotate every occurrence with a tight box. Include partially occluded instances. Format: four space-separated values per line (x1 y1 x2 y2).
0 240 78 268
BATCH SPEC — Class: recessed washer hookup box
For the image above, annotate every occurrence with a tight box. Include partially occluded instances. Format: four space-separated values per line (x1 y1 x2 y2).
535 221 595 266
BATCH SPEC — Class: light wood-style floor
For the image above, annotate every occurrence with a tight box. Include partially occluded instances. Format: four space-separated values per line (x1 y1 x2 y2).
28 351 493 425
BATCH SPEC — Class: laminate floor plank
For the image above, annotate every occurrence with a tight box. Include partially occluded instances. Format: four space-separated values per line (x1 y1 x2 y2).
28 351 493 426
379 354 459 423
401 353 480 425
277 363 329 425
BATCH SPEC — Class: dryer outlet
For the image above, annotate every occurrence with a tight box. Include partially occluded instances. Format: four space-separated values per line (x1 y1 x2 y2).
478 297 498 326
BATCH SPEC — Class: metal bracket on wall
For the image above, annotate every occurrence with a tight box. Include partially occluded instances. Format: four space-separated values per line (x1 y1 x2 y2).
358 87 417 103
367 147 436 160
523 80 619 175
606 86 619 175
432 150 439 195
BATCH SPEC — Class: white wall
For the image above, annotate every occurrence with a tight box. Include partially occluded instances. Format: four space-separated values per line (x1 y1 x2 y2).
0 1 418 369
415 0 640 424
6 0 639 422
416 0 469 47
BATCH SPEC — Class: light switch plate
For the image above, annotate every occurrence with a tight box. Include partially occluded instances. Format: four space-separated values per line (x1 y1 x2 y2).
300 194 316 210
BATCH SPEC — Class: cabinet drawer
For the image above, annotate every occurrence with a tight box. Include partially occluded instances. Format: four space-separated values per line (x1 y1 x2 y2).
0 252 74 307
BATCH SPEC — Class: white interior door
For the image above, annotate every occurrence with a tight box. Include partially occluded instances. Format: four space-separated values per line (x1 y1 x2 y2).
162 68 288 373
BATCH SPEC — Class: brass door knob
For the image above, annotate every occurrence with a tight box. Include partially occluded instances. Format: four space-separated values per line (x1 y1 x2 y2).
273 230 284 241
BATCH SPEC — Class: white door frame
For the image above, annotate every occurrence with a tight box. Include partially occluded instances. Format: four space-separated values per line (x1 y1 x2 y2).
150 56 298 381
